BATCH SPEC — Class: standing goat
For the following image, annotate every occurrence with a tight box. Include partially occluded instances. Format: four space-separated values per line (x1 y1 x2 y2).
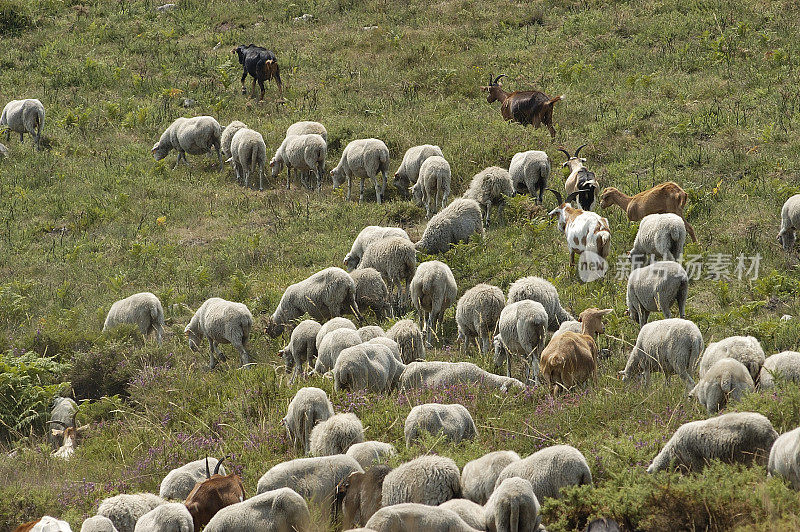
232 44 283 102
559 145 598 211
481 74 564 138
184 457 245 530
548 189 611 270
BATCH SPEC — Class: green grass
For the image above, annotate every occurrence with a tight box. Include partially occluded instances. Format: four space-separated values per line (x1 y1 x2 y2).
2 0 800 529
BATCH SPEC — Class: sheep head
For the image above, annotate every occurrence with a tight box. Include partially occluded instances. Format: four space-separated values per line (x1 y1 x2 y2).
264 316 285 338
269 157 284 178
778 229 795 251
330 167 346 188
151 142 171 161
184 324 202 351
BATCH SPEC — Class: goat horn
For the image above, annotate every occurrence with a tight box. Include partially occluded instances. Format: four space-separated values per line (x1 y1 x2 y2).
547 188 563 205
566 191 581 203
213 456 226 476
493 74 506 84
205 457 211 479
574 144 588 157
557 147 571 159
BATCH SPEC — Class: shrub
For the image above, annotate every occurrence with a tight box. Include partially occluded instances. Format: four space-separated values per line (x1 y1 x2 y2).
67 345 136 400
0 0 31 35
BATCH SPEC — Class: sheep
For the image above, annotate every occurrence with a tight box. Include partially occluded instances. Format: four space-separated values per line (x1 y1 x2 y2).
0 142 8 158
415 198 485 254
547 189 610 269
777 194 800 251
366 503 481 532
48 397 77 450
689 357 754 413
270 133 327 191
103 292 165 345
97 493 167 532
552 320 581 338
344 226 411 271
159 457 226 500
456 283 505 355
228 127 267 190
768 426 800 489
461 450 521 505
204 487 311 532
404 403 477 447
619 318 704 391
368 336 404 363
358 325 386 342
509 150 550 204
484 477 542 532
387 319 426 364
1 98 44 150
625 260 688 327
629 213 687 266
600 181 696 242
185 297 252 369
410 260 458 345
279 319 322 384
282 387 334 454
151 116 223 171
463 166 515 226
439 499 487 530
331 138 391 204
507 276 574 332
183 458 245 530
220 120 247 158
316 316 358 350
381 455 462 506
647 412 778 474
309 413 365 456
495 445 592 502
351 268 393 320
411 156 452 218
346 441 397 469
759 351 800 389
493 300 548 385
394 144 444 199
359 237 416 309
265 267 362 337
315 327 363 374
80 516 118 532
481 75 564 138
286 120 328 141
699 335 765 383
133 503 193 532
333 343 406 393
400 361 524 393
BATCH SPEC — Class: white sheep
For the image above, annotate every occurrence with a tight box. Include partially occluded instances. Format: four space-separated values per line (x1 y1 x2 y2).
463 166 515 226
410 260 457 345
204 487 311 532
768 426 800 489
629 213 687 266
309 412 365 456
357 325 386 342
415 198 485 254
282 387 334 454
495 445 592 502
97 493 167 532
331 138 390 204
699 335 765 383
551 320 581 339
359 237 416 308
159 457 226 500
152 116 223 171
184 297 253 369
386 319 425 364
777 194 800 251
133 503 193 532
315 327 363 374
351 268 393 320
493 300 548 385
0 142 8 158
280 319 322 384
80 516 118 532
344 226 411 271
103 292 165 345
286 120 328 141
393 144 444 199
404 403 477 447
439 499 487 530
381 454 462 506
461 450 521 505
626 260 688 327
507 276 574 332
315 316 358 351
220 120 247 158
456 283 505 355
1 98 44 150
484 477 542 532
509 150 550 204
333 342 406 393
270 133 327 191
411 155 452 218
25 517 72 532
366 503 480 532
619 318 704 391
689 357 754 413
400 361 524 393
759 351 800 389
228 127 267 190
647 412 778 473
367 336 403 363
346 441 397 469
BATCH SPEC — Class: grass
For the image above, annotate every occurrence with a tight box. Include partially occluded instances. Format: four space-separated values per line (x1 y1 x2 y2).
2 0 800 529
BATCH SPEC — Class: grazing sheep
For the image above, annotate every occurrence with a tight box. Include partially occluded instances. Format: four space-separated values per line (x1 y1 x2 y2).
331 138 391 204
316 317 359 350
629 213 687 266
270 133 327 191
287 120 328 141
265 267 362 337
333 343 406 393
346 441 397 469
133 503 193 532
282 387 334 454
228 127 267 190
185 297 253 369
699 335 765 383
495 445 592 502
368 336 403 363
339 465 393 529
159 457 226 500
461 450 521 505
768 426 800 489
400 361 524 393
439 499 487 530
619 318 704 391
411 156 452 218
493 300 548 385
394 144 444 199
1 98 44 150
415 198 485 254
689 357 754 413
759 351 800 389
220 120 247 158
410 260 457 345
309 413 365 456
279 319 322 384
204 487 311 532
48 397 77 450
152 116 223 171
552 320 581 339
351 269 393 320
507 276 574 332
387 319 426 363
404 403 477 447
358 325 386 342
315 327 363 374
97 493 167 532
647 412 778 473
103 292 165 345
344 226 411 271
463 166 515 226
359 237 416 309
626 261 688 327
484 477 541 532
456 284 505 355
381 455 462 506
509 150 550 204
80 516 118 532
366 503 480 532
777 194 800 251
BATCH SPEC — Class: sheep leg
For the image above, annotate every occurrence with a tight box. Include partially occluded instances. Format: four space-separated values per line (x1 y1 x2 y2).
19 132 23 142
484 204 492 226
374 176 382 205
208 341 218 369
173 152 183 170
155 324 164 346
359 176 365 204
480 335 490 355
243 165 249 188
286 166 292 190
346 176 352 201
381 169 388 198
658 294 672 319
236 343 251 367
639 310 650 328
258 165 263 192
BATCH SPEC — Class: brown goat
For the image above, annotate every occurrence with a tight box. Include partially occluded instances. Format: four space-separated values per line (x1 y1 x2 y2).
12 520 40 532
337 464 392 529
481 74 564 138
600 182 697 242
184 457 245 530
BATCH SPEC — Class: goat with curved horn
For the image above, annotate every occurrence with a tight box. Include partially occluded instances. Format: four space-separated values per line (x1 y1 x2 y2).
547 188 564 205
557 147 571 159
493 74 506 84
205 457 211 479
213 456 226 476
574 144 587 157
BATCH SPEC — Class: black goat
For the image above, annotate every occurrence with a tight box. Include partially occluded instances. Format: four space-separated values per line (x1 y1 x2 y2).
232 44 283 102
572 168 598 211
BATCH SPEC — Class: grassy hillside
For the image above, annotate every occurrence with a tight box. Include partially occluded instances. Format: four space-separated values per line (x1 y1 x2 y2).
2 0 800 529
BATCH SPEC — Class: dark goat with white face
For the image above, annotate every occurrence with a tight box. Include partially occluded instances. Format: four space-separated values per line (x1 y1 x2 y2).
558 146 598 211
232 44 283 102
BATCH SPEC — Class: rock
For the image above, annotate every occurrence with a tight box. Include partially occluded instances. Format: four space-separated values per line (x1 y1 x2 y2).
156 3 177 12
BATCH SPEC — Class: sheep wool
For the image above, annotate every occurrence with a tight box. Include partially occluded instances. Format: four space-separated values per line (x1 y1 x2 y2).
393 144 444 199
133 503 193 532
316 316 358 350
629 213 687 264
204 487 311 532
462 166 515 226
359 237 416 301
366 503 481 532
461 450 522 505
280 319 322 384
507 276 574 332
493 299 548 385
330 138 391 204
456 283 505 355
439 499 487 531
386 319 425 364
270 133 327 191
159 457 226 500
28 517 72 532
367 336 403 363
699 335 765 383
351 268 393 320
381 455 462 506
415 198 485 254
404 403 477 447
625 260 688 327
411 155 452 218
777 194 800 251
759 351 800 389
509 150 550 203
283 387 334 454
103 292 165 345
0 98 45 150
97 493 167 532
184 297 253 369
220 120 247 158
357 325 386 342
768 426 800 490
344 226 410 271
689 357 754 413
49 397 77 449
309 413 365 456
410 260 458 345
80 516 118 532
551 320 582 339
345 441 397 469
484 477 541 532
400 361 524 393
495 445 592 502
333 343 406 393
315 327 363 374
286 120 328 141
151 116 223 170
229 127 267 190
